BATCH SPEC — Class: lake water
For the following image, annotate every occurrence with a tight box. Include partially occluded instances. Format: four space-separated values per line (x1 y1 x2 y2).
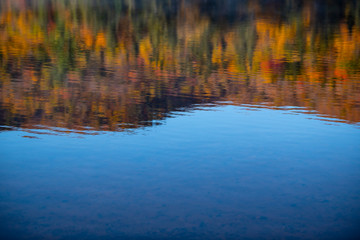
1 0 360 239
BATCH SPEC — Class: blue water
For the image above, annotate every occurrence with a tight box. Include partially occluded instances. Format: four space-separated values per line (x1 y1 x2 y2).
1 105 359 239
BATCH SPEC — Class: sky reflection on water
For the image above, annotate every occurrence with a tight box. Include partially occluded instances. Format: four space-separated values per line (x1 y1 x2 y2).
1 105 360 239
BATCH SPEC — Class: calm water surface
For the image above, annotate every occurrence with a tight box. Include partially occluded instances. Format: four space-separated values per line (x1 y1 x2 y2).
1 0 360 239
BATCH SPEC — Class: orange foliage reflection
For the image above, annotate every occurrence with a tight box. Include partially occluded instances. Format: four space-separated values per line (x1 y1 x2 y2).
0 0 359 131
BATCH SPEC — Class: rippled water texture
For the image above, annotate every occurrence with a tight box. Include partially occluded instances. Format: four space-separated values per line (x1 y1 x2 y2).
0 0 360 239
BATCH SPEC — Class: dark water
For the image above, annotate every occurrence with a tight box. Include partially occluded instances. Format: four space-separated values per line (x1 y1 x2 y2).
1 0 360 239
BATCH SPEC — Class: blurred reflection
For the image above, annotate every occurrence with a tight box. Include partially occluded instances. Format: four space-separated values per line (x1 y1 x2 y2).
0 0 359 131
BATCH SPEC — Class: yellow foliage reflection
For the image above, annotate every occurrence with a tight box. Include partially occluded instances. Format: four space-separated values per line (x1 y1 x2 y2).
0 0 359 131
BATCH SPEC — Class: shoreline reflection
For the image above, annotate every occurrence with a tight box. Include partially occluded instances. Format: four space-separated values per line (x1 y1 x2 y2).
0 0 360 132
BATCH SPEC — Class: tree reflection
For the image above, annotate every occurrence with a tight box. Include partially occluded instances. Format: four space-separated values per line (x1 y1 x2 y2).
0 0 359 131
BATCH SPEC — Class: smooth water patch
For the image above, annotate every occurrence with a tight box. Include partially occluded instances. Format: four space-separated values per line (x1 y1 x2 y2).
1 105 359 239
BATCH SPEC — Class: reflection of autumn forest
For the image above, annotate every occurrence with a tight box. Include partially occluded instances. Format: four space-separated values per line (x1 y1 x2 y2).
0 0 359 131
